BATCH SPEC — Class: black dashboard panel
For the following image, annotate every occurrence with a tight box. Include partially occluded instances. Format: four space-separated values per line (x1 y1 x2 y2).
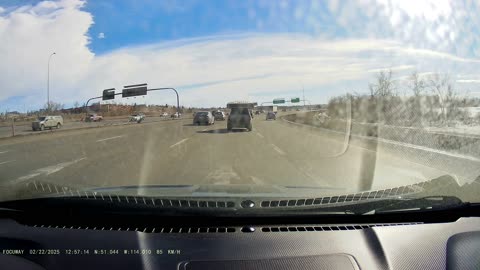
182 254 359 270
447 231 480 270
0 218 479 269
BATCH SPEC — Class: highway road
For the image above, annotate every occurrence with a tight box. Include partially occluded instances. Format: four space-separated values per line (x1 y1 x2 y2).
1 115 479 200
0 115 171 139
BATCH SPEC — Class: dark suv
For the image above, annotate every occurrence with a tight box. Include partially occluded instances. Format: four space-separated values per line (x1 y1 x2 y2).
227 107 253 131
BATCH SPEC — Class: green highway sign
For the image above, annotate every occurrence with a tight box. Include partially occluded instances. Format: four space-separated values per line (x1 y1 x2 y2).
273 98 285 104
291 97 300 103
122 83 148 98
102 88 115 101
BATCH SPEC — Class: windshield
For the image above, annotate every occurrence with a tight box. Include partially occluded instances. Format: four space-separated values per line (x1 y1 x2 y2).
231 108 250 115
1 0 479 210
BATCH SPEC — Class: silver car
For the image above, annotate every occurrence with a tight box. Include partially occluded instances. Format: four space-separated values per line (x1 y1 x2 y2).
32 116 64 131
193 111 215 125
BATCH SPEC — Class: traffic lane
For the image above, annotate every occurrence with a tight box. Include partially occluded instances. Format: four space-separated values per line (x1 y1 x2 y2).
3 114 471 197
253 118 450 191
0 118 205 184
0 116 173 138
142 122 333 188
2 118 341 194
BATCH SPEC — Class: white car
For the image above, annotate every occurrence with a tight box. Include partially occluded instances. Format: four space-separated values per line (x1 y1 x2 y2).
161 112 169 117
130 114 145 123
171 112 181 118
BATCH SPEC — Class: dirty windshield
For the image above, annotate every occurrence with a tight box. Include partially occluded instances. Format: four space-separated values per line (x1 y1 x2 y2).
1 0 479 207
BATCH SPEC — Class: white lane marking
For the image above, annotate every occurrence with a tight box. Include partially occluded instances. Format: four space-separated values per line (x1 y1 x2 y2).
0 151 9 154
0 160 15 165
96 135 124 143
15 158 86 182
270 144 286 155
201 128 208 132
256 132 264 138
169 138 189 148
17 172 42 181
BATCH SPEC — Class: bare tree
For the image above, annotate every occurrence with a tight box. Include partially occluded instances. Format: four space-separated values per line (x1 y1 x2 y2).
367 70 399 124
44 101 64 113
368 70 397 97
409 71 426 96
428 73 458 124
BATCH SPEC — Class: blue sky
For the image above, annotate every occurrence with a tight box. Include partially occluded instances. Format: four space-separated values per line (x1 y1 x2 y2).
1 0 480 112
84 0 340 54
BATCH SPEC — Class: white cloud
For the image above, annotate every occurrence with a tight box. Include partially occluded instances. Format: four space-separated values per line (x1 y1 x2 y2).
326 0 480 58
457 80 480 83
1 0 480 110
0 0 93 105
367 65 415 73
97 32 105 39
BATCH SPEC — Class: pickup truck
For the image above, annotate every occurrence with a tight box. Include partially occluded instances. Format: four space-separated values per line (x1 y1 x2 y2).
32 116 63 131
85 114 103 122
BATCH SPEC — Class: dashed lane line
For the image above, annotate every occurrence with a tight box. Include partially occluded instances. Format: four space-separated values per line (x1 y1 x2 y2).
169 138 189 148
270 144 286 156
96 135 125 143
13 157 86 183
0 160 15 165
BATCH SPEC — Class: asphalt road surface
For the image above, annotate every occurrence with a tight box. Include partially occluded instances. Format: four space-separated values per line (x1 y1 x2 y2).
1 115 479 199
0 115 172 139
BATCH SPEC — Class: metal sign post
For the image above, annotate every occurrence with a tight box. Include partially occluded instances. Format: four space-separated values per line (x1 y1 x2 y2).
84 84 181 119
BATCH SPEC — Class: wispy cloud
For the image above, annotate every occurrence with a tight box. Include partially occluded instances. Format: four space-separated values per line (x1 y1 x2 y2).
1 0 480 110
457 80 480 83
367 65 415 73
97 32 105 39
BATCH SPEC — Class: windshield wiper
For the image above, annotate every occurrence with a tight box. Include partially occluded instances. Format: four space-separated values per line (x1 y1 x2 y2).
360 196 467 215
250 195 470 216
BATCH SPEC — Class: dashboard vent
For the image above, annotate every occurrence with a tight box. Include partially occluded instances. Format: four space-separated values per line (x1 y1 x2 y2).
29 224 236 234
260 181 429 208
261 223 422 232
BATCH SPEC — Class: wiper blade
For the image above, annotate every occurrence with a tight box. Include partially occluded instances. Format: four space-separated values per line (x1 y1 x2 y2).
361 196 466 215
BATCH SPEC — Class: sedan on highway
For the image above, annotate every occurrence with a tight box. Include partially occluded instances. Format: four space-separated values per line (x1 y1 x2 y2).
129 113 145 123
171 112 181 118
85 114 103 122
213 111 226 121
266 111 276 120
193 111 215 125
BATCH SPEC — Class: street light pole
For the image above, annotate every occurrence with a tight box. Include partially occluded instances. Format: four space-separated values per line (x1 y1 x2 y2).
47 52 56 112
302 85 306 108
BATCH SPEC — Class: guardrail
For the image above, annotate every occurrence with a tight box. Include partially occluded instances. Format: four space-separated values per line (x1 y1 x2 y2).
281 111 480 158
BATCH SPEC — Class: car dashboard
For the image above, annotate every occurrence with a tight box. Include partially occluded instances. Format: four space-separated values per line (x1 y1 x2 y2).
0 216 479 270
